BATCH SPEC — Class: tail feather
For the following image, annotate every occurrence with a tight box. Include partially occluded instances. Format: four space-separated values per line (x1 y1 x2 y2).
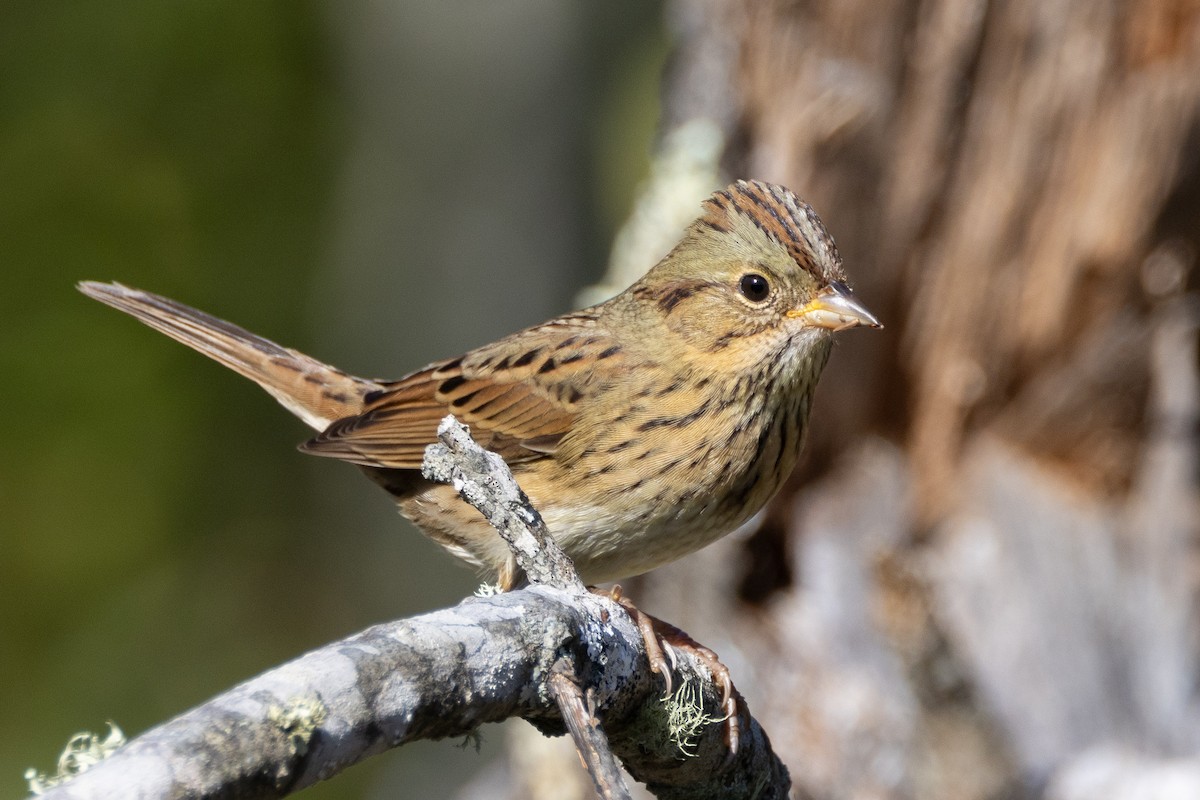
78 282 380 430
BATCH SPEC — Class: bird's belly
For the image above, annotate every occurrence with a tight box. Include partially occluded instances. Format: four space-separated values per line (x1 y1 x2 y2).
396 474 745 586
544 500 741 585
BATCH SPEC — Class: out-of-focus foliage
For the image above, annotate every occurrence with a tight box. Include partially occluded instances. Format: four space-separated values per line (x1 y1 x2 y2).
0 1 347 793
2 2 664 797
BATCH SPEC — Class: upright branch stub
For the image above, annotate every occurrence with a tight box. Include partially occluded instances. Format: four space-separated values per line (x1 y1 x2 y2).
422 415 586 592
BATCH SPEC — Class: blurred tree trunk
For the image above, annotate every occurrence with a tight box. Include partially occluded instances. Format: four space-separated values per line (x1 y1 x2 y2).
464 1 1200 798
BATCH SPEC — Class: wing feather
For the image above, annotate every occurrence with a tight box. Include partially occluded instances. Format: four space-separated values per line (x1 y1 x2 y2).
300 313 619 468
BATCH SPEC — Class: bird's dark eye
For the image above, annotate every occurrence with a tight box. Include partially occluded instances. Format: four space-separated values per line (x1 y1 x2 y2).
738 273 771 303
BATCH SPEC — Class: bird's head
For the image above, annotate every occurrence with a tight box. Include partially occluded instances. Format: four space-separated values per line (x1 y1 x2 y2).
629 180 880 368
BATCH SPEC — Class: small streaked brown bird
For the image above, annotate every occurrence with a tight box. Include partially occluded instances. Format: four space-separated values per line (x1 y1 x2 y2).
82 180 877 750
81 180 878 592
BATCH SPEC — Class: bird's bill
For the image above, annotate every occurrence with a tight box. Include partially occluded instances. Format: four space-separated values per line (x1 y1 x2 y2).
787 282 881 331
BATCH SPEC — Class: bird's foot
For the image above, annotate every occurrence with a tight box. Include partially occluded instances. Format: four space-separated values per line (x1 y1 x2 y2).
592 585 741 755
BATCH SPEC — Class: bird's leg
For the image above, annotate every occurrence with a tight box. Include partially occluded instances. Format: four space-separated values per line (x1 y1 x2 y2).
592 585 741 754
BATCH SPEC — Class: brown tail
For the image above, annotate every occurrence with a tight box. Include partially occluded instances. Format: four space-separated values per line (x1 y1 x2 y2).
78 282 383 431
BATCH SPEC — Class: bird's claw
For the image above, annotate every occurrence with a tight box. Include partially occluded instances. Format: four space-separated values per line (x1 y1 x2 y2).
591 585 742 755
663 641 679 673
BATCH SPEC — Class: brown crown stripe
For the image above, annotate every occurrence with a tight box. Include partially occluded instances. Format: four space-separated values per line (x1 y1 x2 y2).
737 185 805 248
704 181 841 282
736 185 823 272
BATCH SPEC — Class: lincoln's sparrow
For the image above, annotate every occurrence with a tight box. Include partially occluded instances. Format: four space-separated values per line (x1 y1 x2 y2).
80 180 878 589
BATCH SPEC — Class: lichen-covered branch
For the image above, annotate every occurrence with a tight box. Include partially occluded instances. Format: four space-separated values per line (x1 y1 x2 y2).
422 416 584 592
30 587 787 799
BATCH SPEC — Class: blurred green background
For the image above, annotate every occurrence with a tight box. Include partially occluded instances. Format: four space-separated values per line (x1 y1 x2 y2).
1 2 664 796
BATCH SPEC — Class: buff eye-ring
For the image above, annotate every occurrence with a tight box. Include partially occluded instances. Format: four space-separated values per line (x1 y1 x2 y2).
738 273 770 303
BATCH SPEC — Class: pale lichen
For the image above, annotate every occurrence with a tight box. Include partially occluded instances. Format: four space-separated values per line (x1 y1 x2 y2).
267 695 328 758
25 721 125 794
662 676 721 758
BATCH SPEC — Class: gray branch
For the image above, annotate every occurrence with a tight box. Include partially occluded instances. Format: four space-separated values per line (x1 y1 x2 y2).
549 668 633 800
31 417 789 800
422 416 583 592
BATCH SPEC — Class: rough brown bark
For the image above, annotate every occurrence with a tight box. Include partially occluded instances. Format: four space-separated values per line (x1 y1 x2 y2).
511 2 1200 800
647 1 1200 798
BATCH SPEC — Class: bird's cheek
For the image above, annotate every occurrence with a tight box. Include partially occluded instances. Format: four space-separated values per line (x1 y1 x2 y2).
664 307 732 350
